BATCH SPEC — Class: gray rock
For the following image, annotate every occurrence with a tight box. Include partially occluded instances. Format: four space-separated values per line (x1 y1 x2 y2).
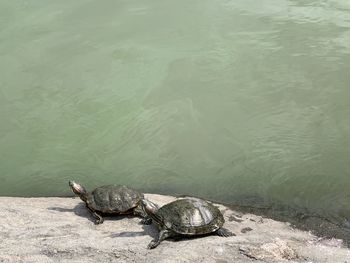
0 194 349 263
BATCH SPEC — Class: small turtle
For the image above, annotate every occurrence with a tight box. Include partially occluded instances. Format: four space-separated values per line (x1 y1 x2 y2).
69 181 151 224
142 197 234 249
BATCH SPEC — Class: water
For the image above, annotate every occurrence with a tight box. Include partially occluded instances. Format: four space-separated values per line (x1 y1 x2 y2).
1 0 350 232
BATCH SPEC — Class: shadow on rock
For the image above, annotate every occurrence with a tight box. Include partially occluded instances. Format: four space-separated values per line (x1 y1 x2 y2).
110 231 147 238
141 224 231 244
108 221 158 239
139 224 206 243
47 203 135 224
48 203 95 223
141 224 159 239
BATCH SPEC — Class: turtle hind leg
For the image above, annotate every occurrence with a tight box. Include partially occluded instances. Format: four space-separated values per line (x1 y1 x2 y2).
216 228 235 237
147 229 171 249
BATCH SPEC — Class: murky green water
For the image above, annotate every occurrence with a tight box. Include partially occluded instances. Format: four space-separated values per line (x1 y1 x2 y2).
1 0 350 227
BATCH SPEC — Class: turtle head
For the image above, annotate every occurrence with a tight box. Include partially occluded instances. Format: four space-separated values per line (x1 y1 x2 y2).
69 181 88 202
141 199 159 216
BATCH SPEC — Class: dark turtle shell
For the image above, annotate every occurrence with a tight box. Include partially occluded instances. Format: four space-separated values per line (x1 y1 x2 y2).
86 185 143 214
156 197 224 235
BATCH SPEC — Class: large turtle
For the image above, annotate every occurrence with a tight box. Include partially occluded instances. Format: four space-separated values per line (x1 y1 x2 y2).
69 181 151 224
141 197 234 249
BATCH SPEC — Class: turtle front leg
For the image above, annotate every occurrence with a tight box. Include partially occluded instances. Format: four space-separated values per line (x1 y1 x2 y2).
216 228 235 237
147 229 171 249
87 206 104 225
93 213 104 225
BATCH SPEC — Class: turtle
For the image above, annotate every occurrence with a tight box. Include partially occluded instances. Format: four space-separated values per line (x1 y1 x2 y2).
69 181 152 225
141 197 234 249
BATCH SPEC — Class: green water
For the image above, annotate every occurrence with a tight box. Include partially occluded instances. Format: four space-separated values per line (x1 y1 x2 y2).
1 0 350 225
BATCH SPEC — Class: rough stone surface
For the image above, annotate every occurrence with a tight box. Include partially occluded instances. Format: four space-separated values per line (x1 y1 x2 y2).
0 194 349 263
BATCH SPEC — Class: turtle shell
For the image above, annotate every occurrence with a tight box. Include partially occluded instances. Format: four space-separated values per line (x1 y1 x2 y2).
156 197 224 235
86 185 143 214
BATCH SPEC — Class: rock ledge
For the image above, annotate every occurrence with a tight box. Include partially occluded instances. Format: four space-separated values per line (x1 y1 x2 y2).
0 194 349 262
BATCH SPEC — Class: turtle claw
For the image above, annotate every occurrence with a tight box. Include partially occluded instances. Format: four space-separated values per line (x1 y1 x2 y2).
216 228 235 237
94 217 104 225
147 230 169 249
147 240 159 249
